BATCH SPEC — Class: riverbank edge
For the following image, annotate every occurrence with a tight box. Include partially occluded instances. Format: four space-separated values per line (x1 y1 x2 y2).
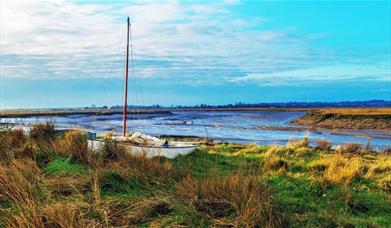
292 108 391 131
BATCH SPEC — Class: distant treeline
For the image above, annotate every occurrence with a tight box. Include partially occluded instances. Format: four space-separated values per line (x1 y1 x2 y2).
100 99 391 110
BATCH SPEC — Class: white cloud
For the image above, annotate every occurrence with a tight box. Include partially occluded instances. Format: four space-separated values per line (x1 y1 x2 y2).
229 62 391 86
0 0 389 85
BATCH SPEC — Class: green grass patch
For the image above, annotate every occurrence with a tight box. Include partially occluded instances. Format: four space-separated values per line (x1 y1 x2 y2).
99 171 153 198
44 156 88 177
172 148 260 178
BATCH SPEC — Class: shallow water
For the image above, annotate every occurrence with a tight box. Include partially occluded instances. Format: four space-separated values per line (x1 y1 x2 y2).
3 111 390 149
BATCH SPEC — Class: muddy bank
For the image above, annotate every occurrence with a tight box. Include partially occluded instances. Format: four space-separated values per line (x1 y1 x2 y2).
292 108 391 130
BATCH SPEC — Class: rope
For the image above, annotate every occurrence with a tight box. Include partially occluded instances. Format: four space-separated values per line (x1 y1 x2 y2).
90 29 126 132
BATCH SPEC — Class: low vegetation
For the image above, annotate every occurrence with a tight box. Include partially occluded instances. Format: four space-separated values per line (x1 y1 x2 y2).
292 107 391 130
0 123 390 227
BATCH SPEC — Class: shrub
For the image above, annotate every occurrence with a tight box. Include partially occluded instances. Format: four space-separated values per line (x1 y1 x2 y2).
176 173 284 227
316 139 331 151
383 147 391 155
0 128 27 159
335 143 362 154
29 122 56 142
99 139 127 161
288 137 309 148
5 128 26 149
62 130 89 163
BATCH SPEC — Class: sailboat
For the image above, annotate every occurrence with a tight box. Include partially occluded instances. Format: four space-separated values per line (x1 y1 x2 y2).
88 17 198 159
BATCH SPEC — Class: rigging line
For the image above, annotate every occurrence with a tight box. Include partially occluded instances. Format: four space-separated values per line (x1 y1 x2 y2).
133 47 146 123
129 23 142 129
90 30 126 132
129 22 136 127
134 51 146 107
132 36 141 124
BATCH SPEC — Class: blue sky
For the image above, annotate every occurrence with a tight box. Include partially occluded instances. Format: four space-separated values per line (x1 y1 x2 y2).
0 0 390 109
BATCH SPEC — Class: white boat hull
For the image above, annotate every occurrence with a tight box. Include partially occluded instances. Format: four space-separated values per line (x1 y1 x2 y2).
88 140 197 159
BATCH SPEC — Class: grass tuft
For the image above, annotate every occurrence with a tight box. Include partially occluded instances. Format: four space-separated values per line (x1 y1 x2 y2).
176 173 284 227
309 154 364 185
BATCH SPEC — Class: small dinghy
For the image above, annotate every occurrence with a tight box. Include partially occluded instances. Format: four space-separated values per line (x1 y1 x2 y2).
89 18 198 158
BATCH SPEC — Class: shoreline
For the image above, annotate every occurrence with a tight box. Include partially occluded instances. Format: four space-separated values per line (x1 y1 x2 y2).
1 106 390 117
0 107 310 118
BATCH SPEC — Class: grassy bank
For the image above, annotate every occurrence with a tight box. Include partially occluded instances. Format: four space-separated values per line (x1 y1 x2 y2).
292 108 391 130
0 124 390 227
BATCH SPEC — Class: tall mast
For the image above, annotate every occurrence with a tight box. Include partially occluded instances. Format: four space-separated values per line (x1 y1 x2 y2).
122 17 130 137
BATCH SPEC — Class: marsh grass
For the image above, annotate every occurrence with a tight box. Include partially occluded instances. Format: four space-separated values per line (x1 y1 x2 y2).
0 159 45 205
262 153 289 173
265 138 314 159
0 124 390 227
309 155 365 185
176 173 285 227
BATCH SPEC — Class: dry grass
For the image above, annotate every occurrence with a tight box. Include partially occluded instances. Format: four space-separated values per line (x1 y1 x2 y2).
262 153 288 173
364 155 391 192
0 159 45 205
13 143 38 160
364 156 391 178
309 155 364 185
318 107 391 117
45 176 91 196
176 173 284 227
293 108 391 130
95 197 172 226
102 153 180 187
265 138 314 158
1 123 390 227
3 201 97 228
